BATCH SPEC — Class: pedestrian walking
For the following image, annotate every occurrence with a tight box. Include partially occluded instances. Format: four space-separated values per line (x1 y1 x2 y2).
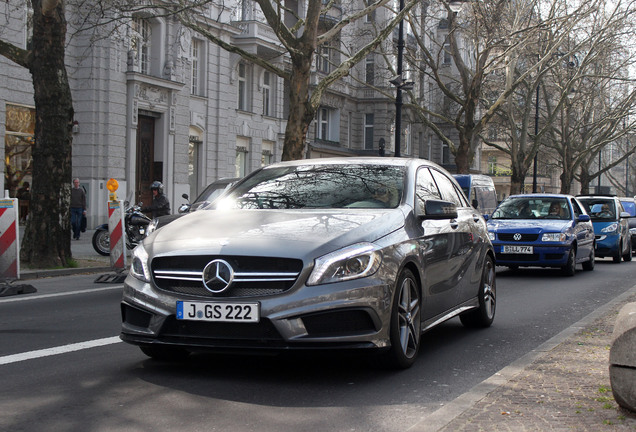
16 181 30 223
71 178 86 240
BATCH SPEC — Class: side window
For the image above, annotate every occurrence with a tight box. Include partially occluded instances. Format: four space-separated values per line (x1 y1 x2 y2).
430 169 463 207
571 199 582 218
416 168 441 211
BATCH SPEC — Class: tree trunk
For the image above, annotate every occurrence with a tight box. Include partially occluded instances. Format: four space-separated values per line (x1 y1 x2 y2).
20 0 74 267
509 172 525 195
579 168 591 195
281 56 314 161
454 136 472 173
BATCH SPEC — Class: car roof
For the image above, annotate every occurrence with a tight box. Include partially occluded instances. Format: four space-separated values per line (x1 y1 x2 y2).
506 193 575 199
259 157 441 171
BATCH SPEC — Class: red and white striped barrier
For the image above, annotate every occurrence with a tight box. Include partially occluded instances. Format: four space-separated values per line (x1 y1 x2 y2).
0 198 20 279
108 200 126 269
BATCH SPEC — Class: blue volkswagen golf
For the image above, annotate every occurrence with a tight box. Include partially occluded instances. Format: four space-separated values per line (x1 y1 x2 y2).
487 194 595 276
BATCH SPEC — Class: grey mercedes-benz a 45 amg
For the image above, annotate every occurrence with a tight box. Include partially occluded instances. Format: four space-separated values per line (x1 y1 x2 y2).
121 157 496 368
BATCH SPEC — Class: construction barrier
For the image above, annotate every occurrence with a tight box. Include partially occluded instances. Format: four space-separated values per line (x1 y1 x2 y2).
108 200 126 269
0 196 20 279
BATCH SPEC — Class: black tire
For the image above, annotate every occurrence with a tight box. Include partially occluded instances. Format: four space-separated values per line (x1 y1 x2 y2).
383 269 421 369
460 255 496 328
582 247 595 271
623 239 632 262
92 229 110 256
613 245 622 263
140 345 190 361
562 248 576 276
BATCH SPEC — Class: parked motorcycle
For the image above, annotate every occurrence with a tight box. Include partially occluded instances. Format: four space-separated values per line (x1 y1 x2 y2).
92 202 151 256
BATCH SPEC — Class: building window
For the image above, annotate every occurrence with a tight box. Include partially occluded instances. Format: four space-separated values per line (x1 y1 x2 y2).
236 137 249 177
238 62 250 111
318 107 329 140
488 156 497 175
4 104 35 196
403 123 412 155
188 133 202 198
131 17 151 74
364 113 374 150
443 42 452 65
317 44 331 73
262 140 274 166
191 39 204 95
365 55 374 85
317 107 340 142
262 71 271 116
365 0 376 22
442 141 450 165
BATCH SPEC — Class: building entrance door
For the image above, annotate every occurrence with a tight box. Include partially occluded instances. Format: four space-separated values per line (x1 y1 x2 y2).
136 115 156 207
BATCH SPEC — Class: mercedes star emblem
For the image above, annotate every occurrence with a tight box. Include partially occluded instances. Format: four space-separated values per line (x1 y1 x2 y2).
513 233 522 241
202 259 234 293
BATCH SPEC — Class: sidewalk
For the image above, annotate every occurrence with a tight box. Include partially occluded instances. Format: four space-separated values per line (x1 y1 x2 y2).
17 228 123 280
419 285 636 431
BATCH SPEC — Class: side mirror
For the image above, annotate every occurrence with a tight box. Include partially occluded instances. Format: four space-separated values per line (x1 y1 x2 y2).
472 199 479 209
182 193 189 200
578 214 591 223
417 199 458 219
482 214 490 221
620 211 631 219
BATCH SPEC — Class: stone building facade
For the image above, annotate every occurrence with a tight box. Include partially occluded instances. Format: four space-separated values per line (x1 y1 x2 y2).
1 1 462 226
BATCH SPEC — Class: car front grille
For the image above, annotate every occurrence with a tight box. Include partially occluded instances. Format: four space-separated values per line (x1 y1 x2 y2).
497 233 540 242
151 255 303 298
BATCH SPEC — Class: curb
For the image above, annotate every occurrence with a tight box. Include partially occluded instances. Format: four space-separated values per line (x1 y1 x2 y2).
18 266 116 280
408 282 636 432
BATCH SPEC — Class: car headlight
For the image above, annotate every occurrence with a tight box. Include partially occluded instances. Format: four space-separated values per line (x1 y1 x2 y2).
601 223 618 233
145 219 159 237
541 233 567 242
130 244 151 282
307 243 382 286
488 232 496 241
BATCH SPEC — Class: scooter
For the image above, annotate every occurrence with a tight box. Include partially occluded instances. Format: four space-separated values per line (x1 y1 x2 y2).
92 202 151 256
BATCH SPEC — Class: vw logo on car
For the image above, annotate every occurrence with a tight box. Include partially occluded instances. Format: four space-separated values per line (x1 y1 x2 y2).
513 233 522 241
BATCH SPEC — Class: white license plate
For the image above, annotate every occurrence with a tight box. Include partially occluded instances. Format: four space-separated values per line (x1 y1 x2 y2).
502 245 533 254
176 301 260 323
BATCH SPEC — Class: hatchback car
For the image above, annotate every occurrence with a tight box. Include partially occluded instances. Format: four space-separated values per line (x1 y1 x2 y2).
618 197 636 252
577 195 632 262
487 194 595 275
121 158 496 369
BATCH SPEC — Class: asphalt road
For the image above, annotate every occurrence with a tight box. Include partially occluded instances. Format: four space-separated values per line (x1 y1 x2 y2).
1 260 635 432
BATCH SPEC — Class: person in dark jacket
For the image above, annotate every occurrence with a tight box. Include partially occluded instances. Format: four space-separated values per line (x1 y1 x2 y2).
70 178 86 240
142 181 170 218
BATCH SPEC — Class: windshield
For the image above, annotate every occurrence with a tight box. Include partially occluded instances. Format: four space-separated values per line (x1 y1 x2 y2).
621 200 636 216
578 198 616 221
491 197 570 220
217 164 405 209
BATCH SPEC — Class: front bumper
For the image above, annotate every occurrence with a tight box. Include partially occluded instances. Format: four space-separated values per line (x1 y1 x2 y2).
594 233 620 257
120 273 393 352
492 243 570 267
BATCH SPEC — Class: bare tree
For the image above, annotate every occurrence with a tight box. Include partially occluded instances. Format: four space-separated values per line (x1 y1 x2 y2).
158 0 421 161
539 0 636 194
0 0 74 268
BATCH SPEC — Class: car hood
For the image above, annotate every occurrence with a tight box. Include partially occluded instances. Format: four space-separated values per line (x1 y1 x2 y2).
144 207 406 260
487 219 573 233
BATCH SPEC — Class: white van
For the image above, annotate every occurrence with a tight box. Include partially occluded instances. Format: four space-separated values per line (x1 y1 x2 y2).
453 174 498 217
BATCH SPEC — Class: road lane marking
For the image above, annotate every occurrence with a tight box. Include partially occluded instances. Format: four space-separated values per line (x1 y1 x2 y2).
0 336 122 365
0 285 123 303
